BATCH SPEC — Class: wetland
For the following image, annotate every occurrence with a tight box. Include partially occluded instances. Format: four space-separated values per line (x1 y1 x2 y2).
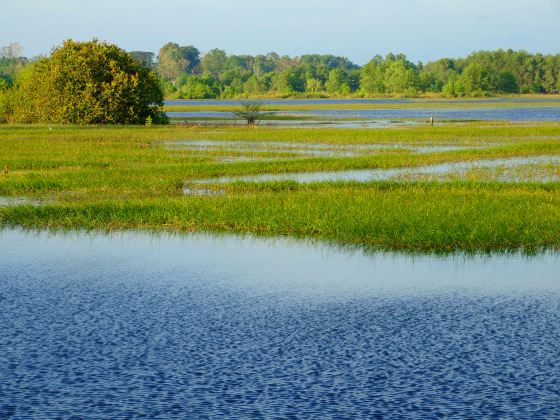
2 99 560 418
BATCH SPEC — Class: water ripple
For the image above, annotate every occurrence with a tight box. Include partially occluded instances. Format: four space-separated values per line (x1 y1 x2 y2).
1 230 559 418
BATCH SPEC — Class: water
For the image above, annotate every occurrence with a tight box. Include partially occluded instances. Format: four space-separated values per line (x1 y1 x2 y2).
0 197 41 207
166 98 560 106
165 139 481 159
281 106 560 122
1 229 559 418
167 106 560 123
184 155 560 192
168 116 424 129
165 99 560 124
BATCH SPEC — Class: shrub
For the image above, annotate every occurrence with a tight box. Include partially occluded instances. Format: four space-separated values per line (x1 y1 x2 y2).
8 39 167 124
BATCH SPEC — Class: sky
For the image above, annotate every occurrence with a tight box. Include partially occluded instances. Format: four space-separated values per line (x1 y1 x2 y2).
1 0 559 65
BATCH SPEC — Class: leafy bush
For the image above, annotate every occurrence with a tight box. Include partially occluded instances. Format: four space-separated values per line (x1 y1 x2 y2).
8 39 167 124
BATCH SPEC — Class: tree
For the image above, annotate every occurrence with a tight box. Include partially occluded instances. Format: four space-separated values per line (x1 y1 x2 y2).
176 74 221 99
274 67 306 95
129 51 155 68
233 101 267 125
542 55 560 94
200 49 227 78
0 42 28 86
442 76 465 97
325 69 351 95
422 58 458 86
383 57 420 95
360 55 385 95
418 70 441 92
253 54 277 78
243 75 268 96
0 80 11 122
7 39 166 124
457 63 490 96
0 43 23 59
494 70 518 93
157 42 200 80
305 78 323 94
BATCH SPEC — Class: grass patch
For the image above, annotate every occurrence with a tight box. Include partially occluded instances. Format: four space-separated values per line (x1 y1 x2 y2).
1 123 560 252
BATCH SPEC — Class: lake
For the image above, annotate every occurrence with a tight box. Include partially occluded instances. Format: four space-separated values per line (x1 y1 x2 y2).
166 98 560 106
166 99 560 125
1 229 559 418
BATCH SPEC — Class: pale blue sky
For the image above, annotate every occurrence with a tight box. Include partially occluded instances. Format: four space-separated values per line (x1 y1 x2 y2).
1 0 559 64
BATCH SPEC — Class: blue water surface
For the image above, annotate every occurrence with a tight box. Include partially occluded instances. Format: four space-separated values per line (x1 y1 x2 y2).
165 98 560 106
1 229 559 419
167 106 560 122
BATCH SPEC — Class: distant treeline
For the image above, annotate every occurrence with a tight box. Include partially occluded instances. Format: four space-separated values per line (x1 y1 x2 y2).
2 42 560 99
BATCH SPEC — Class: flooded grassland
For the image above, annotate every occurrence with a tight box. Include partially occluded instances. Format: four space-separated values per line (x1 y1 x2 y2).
2 118 560 252
2 102 560 417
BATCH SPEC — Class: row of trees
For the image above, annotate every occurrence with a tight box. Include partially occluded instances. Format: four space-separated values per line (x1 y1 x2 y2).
1 41 559 124
127 44 560 99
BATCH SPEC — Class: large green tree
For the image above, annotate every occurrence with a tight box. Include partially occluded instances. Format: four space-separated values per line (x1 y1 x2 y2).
200 49 227 79
7 39 166 124
157 43 200 80
360 55 386 95
273 67 306 94
129 51 155 69
458 63 490 95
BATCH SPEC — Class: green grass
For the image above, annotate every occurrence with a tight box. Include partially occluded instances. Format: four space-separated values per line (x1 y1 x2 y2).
1 123 560 252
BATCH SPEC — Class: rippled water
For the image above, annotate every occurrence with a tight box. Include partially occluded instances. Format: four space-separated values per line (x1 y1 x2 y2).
1 229 559 418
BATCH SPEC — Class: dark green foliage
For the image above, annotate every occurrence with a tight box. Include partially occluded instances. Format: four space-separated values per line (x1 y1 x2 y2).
3 39 560 106
0 55 27 87
200 49 227 78
129 51 155 69
164 46 560 98
5 39 167 124
274 67 306 94
157 43 200 80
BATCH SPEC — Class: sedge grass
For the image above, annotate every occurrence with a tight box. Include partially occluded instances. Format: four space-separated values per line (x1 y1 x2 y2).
1 124 560 252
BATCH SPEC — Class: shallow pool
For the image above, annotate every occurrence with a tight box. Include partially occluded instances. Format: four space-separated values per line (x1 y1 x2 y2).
183 155 560 193
165 139 482 159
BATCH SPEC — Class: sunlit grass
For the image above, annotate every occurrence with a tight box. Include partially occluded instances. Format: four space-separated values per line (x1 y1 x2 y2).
1 122 560 252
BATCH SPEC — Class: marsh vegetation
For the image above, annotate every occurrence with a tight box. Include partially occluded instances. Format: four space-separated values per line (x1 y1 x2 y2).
1 119 560 252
